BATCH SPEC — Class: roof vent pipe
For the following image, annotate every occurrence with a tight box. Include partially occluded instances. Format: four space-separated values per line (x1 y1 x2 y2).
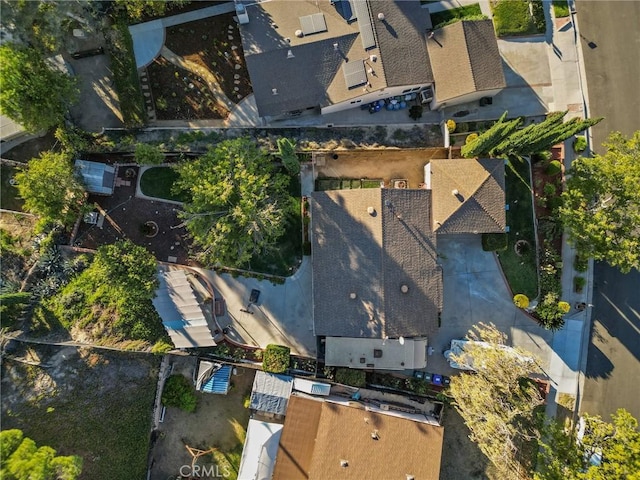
287 49 295 59
452 189 459 196
377 12 385 21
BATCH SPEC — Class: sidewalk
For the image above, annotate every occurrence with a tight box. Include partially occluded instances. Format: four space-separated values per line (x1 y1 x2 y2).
542 0 594 419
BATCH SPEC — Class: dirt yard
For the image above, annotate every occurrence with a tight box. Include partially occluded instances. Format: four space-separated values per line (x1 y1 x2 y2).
439 407 497 480
74 165 191 264
149 355 256 480
315 148 449 189
1 342 160 480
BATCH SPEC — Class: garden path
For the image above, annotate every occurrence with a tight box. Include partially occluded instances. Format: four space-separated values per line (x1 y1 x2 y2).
159 45 236 114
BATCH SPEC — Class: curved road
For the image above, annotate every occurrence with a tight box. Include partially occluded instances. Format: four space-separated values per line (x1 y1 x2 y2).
577 0 640 420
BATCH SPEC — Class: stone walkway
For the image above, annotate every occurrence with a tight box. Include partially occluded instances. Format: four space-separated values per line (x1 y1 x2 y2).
159 45 236 114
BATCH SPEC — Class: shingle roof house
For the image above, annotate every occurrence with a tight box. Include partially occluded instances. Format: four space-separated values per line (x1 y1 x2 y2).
427 20 506 108
311 188 442 340
238 0 435 119
238 1 505 119
430 158 506 234
272 395 444 480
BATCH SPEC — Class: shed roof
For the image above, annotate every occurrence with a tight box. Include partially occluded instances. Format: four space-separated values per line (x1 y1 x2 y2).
74 160 115 195
152 269 215 348
311 188 441 339
238 419 284 480
427 20 505 103
430 158 506 234
250 371 294 416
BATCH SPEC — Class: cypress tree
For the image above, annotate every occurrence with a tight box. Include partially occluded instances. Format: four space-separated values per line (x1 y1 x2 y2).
462 112 522 158
494 111 567 155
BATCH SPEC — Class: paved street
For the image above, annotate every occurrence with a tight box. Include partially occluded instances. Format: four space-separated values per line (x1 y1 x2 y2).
575 0 640 419
577 0 640 149
581 264 640 420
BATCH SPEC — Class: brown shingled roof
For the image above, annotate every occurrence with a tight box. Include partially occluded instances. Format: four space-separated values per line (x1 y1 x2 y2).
427 20 505 104
311 189 441 339
430 158 506 234
272 396 323 480
272 396 444 480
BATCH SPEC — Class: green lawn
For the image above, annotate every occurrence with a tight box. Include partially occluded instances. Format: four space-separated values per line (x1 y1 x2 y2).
492 0 545 36
430 4 486 29
139 166 190 202
552 0 570 17
497 156 538 299
1 164 24 211
248 175 302 277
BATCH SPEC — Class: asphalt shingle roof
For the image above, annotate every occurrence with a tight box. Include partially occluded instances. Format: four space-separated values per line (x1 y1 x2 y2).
311 188 441 339
430 158 506 234
371 0 434 87
427 20 505 103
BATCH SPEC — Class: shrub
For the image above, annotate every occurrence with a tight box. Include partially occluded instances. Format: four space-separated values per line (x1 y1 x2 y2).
558 301 571 313
481 233 508 251
573 135 587 153
553 0 570 18
546 160 563 176
335 368 366 388
162 374 197 412
446 119 457 133
543 182 557 196
466 133 479 144
135 143 164 165
513 294 530 309
574 276 586 292
535 292 566 330
262 344 290 373
409 105 423 121
151 340 174 354
574 254 588 272
276 137 300 175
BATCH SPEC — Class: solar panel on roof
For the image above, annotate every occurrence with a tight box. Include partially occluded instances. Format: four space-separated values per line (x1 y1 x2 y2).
299 12 327 35
352 0 375 49
343 60 367 89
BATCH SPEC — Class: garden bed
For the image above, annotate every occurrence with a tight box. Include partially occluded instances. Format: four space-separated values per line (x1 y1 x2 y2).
147 57 227 120
315 177 384 191
147 12 252 121
496 156 538 299
1 164 24 211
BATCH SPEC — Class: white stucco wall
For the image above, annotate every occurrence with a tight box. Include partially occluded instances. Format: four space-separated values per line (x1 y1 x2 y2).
321 83 432 115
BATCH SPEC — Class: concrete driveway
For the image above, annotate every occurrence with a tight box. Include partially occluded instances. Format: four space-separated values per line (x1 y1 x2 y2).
196 258 315 358
429 234 554 376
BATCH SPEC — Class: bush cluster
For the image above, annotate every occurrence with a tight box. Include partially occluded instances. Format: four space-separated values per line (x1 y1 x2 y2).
162 374 197 412
335 368 366 388
262 344 290 373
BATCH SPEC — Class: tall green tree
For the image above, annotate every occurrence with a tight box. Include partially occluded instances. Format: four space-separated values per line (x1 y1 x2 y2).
15 151 86 229
461 112 522 158
448 323 543 480
0 44 78 132
175 138 291 267
47 240 165 343
276 137 300 175
560 131 640 273
114 0 187 22
0 429 82 480
536 409 640 480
